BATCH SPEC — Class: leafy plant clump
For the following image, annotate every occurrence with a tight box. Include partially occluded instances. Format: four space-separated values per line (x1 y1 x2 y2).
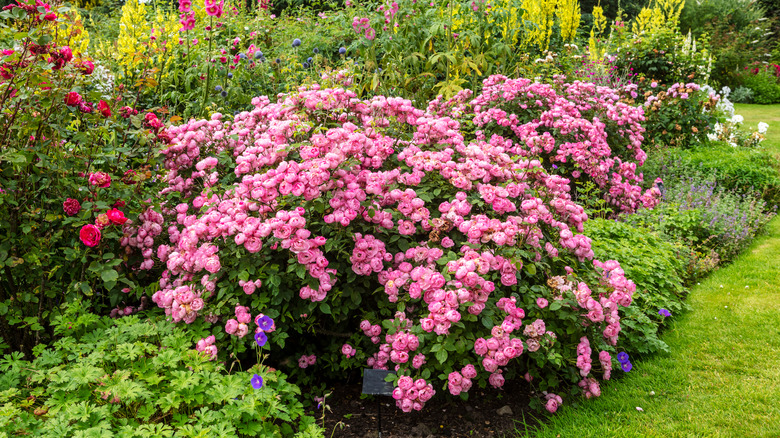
0 303 322 438
584 218 690 355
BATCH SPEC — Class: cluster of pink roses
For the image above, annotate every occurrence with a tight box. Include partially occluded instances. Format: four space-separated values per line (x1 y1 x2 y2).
196 335 218 360
447 364 477 396
152 284 205 324
122 207 164 271
359 319 382 344
474 325 525 385
391 376 434 412
225 304 252 338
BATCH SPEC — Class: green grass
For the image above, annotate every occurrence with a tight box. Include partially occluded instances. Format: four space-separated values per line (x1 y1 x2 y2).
735 103 780 159
527 217 780 438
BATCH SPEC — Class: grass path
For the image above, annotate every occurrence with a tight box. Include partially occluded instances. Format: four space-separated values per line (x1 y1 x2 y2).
529 217 780 438
528 107 780 438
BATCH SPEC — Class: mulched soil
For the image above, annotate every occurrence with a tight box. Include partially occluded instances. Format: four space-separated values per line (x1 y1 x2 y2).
307 378 543 438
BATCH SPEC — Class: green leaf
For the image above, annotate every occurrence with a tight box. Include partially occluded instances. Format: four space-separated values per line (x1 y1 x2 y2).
435 349 448 364
101 269 119 283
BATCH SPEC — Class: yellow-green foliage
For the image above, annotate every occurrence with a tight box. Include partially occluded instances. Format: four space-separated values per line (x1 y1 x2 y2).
110 0 179 81
631 0 684 34
588 5 607 59
116 0 151 69
447 0 580 52
74 0 101 9
523 0 581 49
557 0 580 41
53 8 90 56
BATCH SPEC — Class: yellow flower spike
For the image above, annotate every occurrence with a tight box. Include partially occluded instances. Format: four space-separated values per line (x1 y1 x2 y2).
52 8 90 56
117 0 151 69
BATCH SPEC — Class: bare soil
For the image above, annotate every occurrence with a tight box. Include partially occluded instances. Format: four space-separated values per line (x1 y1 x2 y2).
308 378 543 438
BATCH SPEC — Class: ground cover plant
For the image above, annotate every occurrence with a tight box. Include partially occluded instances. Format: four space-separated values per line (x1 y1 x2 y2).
0 301 323 437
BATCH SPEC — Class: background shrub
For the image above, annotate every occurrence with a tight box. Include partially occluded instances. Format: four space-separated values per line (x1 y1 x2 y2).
583 218 689 355
648 143 780 204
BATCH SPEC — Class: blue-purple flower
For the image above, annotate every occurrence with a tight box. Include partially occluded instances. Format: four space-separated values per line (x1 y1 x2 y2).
659 308 671 317
620 361 633 372
256 314 274 331
251 373 263 389
254 331 267 347
617 352 630 364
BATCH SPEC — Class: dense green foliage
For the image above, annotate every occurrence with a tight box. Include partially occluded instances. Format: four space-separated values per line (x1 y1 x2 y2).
584 219 690 355
0 302 322 437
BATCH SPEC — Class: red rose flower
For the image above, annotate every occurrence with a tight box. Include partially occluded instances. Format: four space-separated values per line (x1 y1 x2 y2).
106 208 128 225
64 91 82 106
81 59 94 75
98 100 111 117
63 198 81 216
79 224 101 247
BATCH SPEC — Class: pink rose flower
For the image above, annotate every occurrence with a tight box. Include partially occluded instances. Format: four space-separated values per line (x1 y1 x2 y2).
88 172 111 188
106 208 128 225
79 224 101 247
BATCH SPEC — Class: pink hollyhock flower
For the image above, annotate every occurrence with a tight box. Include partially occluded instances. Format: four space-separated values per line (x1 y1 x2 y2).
106 208 127 225
79 224 101 247
63 198 81 216
88 172 111 188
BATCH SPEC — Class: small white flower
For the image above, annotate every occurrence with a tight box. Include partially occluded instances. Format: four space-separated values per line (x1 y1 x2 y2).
636 407 644 412
649 391 655 396
731 114 744 124
758 122 769 134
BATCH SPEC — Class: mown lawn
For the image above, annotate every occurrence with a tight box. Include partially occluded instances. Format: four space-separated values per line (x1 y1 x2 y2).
524 106 780 438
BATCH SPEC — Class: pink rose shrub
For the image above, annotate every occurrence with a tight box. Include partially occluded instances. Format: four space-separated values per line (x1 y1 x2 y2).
137 75 656 411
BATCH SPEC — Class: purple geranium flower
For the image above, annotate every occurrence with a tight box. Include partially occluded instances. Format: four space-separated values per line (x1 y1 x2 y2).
617 352 630 364
256 315 274 331
621 361 633 372
659 308 671 317
251 373 263 389
255 331 268 347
